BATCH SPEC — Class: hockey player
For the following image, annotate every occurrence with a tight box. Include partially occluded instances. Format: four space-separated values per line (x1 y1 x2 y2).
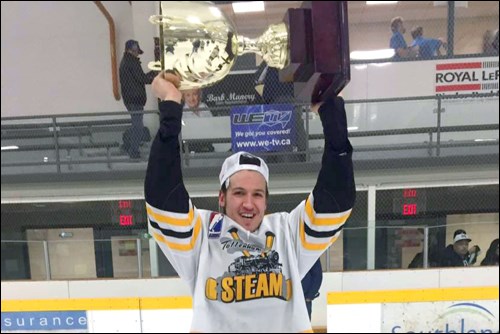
145 71 355 332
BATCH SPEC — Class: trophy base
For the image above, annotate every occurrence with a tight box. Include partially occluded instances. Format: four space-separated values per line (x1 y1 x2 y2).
281 1 350 104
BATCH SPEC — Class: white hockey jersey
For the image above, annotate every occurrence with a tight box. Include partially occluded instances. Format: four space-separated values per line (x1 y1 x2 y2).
147 195 351 332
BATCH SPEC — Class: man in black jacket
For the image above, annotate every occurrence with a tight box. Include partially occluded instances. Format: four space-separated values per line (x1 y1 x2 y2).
119 40 156 159
440 229 480 267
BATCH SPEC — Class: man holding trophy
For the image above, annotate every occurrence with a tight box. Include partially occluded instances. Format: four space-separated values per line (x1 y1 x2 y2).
145 2 355 332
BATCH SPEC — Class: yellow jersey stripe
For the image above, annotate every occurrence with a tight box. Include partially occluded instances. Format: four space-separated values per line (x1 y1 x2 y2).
147 206 194 227
305 199 351 226
299 219 338 251
153 215 202 251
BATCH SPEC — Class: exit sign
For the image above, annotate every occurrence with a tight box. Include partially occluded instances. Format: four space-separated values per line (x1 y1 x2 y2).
402 203 418 216
393 189 427 216
119 215 134 226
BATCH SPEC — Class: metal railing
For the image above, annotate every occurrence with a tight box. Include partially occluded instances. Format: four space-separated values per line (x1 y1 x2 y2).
2 92 498 176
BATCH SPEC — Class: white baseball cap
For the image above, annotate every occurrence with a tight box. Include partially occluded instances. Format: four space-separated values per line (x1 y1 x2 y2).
219 151 269 187
454 232 471 243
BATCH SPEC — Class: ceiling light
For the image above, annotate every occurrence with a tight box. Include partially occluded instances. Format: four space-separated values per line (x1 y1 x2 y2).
232 1 265 13
350 49 395 60
59 232 74 238
366 1 398 5
474 138 497 142
1 145 19 151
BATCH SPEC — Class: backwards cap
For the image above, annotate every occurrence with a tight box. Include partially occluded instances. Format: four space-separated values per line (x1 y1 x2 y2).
219 152 269 187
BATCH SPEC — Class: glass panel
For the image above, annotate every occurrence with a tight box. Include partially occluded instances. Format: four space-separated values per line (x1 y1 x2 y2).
349 1 449 61
455 2 499 56
1 186 497 280
376 185 499 270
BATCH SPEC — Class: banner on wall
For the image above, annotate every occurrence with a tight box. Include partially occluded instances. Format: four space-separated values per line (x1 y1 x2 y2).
383 301 498 333
435 60 499 94
203 72 262 110
230 104 296 153
1 311 88 332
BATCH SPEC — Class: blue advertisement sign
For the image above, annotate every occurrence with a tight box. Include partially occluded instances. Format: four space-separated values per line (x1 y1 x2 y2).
230 104 296 152
1 311 87 331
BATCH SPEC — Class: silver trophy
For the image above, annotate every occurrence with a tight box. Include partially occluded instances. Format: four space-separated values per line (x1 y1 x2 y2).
149 1 287 90
149 1 350 102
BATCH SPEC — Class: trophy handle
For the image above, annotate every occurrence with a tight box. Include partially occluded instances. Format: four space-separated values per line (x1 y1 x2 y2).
149 14 169 25
148 61 162 71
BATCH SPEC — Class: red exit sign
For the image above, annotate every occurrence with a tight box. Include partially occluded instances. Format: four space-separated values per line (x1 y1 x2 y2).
403 189 417 198
119 200 132 209
119 215 134 226
402 203 418 216
393 189 426 216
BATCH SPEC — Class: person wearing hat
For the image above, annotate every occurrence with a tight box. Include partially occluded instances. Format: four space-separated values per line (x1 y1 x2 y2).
439 229 480 267
119 39 157 159
144 72 355 332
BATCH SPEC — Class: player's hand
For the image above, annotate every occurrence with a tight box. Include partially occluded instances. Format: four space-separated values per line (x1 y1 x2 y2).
152 71 182 103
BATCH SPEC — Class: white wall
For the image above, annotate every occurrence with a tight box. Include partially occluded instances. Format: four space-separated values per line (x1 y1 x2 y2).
2 2 498 118
0 1 154 117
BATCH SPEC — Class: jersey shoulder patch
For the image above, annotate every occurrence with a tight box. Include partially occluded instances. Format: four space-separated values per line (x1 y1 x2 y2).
208 212 224 239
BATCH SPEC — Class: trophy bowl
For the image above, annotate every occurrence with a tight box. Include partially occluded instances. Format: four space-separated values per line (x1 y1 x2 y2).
150 1 350 102
149 1 288 90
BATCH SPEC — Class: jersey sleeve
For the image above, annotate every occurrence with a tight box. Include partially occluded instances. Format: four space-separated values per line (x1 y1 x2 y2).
144 100 204 291
288 97 356 277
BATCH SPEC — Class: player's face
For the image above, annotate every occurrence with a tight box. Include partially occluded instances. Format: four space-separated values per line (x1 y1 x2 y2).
219 170 267 232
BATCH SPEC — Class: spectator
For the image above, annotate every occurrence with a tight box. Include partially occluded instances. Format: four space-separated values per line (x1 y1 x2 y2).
390 17 418 60
408 231 441 268
301 259 323 321
119 39 156 159
439 229 480 267
480 238 499 266
410 26 447 59
182 88 212 118
482 29 499 55
493 30 499 53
